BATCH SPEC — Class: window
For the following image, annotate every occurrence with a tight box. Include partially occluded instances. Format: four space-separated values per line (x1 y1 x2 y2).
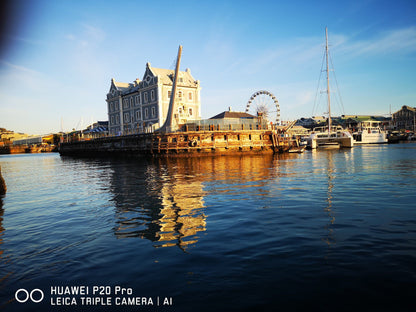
151 90 155 101
111 116 114 124
189 108 193 116
130 97 134 107
110 102 114 112
168 91 171 99
144 92 148 103
123 99 128 109
188 92 193 101
178 91 183 98
135 95 140 105
151 107 156 117
136 111 141 120
144 108 148 119
116 115 120 124
178 107 182 114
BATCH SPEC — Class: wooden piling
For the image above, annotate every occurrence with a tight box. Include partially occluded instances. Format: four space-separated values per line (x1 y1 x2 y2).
0 166 6 195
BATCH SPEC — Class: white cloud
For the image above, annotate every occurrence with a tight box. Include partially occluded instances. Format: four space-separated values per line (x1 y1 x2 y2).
0 60 40 75
0 60 54 92
337 26 416 57
79 23 106 44
64 23 106 48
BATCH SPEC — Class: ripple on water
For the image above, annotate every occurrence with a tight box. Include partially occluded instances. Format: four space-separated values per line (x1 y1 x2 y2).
0 146 415 311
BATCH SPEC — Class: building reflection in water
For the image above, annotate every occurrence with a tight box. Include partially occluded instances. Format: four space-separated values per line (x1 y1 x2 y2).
110 154 279 250
108 158 204 250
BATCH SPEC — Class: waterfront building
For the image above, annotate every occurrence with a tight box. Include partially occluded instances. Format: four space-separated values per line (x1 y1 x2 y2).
392 105 416 131
295 118 317 128
209 109 256 121
106 63 201 135
12 136 43 145
83 121 108 139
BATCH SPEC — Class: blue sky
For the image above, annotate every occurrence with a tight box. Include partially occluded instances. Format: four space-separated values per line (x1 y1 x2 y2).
0 0 415 134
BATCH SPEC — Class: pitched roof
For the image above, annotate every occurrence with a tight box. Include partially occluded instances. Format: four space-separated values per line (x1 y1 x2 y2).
114 81 132 91
110 64 199 96
209 111 256 119
149 66 198 87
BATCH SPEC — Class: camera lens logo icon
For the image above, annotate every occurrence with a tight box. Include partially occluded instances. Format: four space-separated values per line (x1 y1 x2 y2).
15 289 44 303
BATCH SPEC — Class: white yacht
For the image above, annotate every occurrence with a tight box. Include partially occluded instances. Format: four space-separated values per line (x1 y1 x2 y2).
353 120 388 144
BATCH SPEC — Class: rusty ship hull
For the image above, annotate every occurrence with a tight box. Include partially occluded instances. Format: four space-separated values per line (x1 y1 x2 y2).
59 130 296 157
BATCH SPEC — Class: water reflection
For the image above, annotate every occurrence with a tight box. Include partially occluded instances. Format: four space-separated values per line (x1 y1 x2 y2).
0 197 12 289
108 154 280 249
323 151 336 247
0 197 4 257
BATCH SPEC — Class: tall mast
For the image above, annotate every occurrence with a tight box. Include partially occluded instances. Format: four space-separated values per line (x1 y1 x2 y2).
325 27 331 134
157 45 182 133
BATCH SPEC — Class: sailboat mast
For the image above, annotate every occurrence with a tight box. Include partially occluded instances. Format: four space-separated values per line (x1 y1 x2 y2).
325 27 331 134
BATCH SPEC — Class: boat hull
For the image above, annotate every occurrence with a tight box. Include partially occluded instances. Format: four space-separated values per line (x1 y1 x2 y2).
353 132 387 144
59 130 298 157
307 132 354 149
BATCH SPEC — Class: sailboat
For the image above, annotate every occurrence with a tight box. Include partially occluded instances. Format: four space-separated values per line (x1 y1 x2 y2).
307 28 354 149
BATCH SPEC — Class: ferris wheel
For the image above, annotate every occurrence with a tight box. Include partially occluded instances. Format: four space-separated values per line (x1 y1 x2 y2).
245 90 280 125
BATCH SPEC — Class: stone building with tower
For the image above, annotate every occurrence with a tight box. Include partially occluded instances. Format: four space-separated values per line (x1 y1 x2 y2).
106 63 201 135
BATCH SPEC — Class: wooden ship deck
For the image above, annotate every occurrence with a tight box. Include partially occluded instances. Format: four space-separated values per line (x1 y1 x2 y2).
59 129 298 157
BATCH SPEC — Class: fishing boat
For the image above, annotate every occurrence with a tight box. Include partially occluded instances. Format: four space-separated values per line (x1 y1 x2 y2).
307 28 354 149
352 120 388 144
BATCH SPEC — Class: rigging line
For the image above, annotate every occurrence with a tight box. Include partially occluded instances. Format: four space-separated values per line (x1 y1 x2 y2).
328 50 345 115
312 49 326 116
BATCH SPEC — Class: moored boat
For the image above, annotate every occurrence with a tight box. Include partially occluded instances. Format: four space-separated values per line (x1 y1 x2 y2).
306 28 354 150
308 125 353 149
352 120 387 144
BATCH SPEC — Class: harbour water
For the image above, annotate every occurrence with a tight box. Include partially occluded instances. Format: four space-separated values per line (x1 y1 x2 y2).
0 143 415 311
